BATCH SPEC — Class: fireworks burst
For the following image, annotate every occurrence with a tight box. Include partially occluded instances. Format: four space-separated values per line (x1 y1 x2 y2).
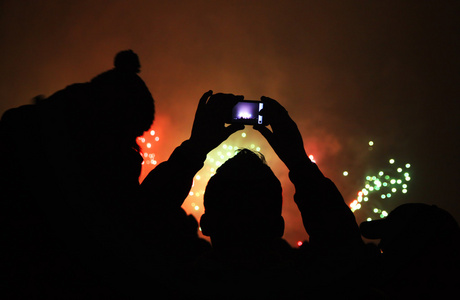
347 141 412 221
138 129 160 166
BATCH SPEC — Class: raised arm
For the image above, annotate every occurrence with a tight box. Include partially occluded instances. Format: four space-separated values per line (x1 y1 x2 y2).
140 91 244 210
254 96 363 252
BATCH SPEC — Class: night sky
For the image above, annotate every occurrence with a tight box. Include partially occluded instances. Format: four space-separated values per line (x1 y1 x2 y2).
1 0 459 245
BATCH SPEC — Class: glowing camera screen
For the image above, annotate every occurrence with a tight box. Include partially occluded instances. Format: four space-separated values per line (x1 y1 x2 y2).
230 101 264 125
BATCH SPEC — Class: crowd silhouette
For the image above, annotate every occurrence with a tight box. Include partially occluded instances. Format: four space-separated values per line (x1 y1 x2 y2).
1 50 459 299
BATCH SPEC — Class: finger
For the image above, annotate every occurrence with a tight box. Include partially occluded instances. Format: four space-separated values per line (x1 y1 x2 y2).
260 95 292 129
262 96 287 113
259 96 276 121
191 90 213 135
260 96 279 110
208 94 243 120
261 95 275 102
207 93 232 110
197 90 213 111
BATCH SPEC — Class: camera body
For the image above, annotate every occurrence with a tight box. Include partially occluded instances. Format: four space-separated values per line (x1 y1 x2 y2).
227 100 265 125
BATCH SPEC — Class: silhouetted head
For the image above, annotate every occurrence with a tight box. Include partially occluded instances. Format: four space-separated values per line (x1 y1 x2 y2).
360 204 460 295
200 149 284 250
89 50 155 148
360 203 460 257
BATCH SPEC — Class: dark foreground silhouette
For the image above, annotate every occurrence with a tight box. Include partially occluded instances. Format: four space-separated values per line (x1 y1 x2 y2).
0 50 209 297
360 203 460 299
1 51 459 299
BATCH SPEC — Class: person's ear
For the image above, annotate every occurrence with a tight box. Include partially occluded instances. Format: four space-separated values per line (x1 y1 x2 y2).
199 213 212 237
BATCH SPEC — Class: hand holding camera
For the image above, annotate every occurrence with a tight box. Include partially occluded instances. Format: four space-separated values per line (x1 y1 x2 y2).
253 96 311 171
189 91 310 171
189 91 245 155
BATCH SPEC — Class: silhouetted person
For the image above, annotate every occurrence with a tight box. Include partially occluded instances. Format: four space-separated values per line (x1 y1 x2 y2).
195 149 304 298
254 97 368 295
360 203 460 299
174 96 368 298
0 50 156 297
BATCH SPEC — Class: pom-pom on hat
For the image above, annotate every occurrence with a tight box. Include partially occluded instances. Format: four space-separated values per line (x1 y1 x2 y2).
114 50 141 73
